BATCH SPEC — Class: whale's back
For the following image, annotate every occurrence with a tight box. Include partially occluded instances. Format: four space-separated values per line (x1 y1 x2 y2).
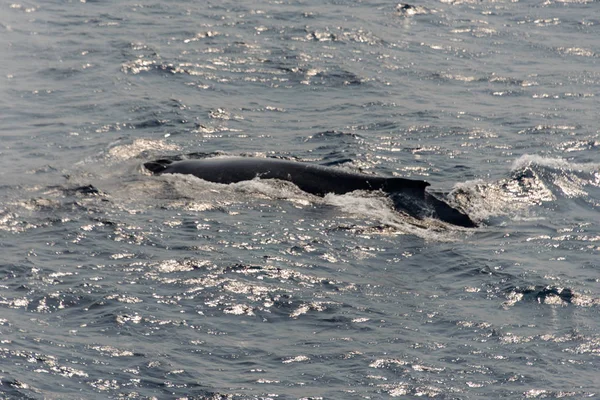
144 156 429 196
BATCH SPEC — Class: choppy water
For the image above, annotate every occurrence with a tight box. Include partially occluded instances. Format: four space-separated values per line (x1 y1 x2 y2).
1 0 599 398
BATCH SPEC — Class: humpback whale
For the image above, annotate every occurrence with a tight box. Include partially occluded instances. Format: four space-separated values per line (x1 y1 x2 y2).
144 156 476 228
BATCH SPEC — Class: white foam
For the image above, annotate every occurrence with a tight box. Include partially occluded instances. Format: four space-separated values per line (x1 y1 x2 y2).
107 138 180 161
512 154 600 174
448 177 551 222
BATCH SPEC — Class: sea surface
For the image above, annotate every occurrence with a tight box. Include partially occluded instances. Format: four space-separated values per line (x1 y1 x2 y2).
1 0 599 398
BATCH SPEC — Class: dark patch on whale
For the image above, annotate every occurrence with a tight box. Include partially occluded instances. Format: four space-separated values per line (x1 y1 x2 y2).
144 156 476 228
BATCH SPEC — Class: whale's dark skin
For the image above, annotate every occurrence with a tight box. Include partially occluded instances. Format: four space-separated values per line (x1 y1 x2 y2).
144 156 476 228
145 156 429 195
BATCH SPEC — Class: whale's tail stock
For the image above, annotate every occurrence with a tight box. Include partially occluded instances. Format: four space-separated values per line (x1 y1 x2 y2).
389 190 476 228
382 176 477 228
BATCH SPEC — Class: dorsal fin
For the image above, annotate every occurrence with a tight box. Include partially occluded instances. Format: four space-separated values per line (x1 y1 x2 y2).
383 177 430 193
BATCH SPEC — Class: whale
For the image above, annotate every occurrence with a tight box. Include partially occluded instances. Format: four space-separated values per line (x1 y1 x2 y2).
144 156 476 228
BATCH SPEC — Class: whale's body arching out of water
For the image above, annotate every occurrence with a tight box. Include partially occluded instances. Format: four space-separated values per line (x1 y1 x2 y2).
144 156 476 228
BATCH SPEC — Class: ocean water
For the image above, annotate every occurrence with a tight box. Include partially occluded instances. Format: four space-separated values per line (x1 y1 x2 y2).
1 0 599 398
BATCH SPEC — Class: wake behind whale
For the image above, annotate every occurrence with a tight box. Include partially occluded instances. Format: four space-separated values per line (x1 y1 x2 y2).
144 156 476 228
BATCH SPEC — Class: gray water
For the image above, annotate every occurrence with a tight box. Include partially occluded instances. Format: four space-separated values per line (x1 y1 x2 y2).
1 0 599 398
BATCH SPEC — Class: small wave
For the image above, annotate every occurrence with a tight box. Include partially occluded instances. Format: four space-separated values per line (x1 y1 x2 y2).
512 154 600 175
0 182 112 233
107 139 180 161
396 3 433 17
121 59 195 76
304 130 362 142
304 27 383 46
449 154 599 222
512 155 599 200
502 285 599 308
